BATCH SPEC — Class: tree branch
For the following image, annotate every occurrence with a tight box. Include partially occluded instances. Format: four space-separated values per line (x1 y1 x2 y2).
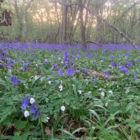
84 6 138 49
114 1 140 24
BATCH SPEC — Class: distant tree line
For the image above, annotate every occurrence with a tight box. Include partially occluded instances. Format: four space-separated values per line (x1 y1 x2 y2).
0 0 140 48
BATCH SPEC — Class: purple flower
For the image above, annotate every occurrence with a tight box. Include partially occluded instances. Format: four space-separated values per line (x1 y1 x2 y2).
83 68 89 73
104 71 109 78
67 66 75 76
111 61 117 68
10 76 21 85
7 59 11 68
63 51 68 61
44 60 47 64
30 104 39 118
109 55 115 59
126 61 133 67
21 97 29 110
22 64 26 70
59 68 63 76
33 55 36 59
76 54 81 58
125 70 130 75
119 65 127 71
134 74 137 80
119 65 130 75
138 57 140 62
30 104 36 113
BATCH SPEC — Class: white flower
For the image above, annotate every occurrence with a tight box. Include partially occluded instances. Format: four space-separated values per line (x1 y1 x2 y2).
101 92 105 97
109 90 113 94
36 64 38 67
45 59 47 61
59 85 63 91
105 103 108 107
58 57 60 60
24 110 29 117
61 106 65 111
48 81 51 84
99 88 102 91
78 90 82 94
34 76 38 80
30 98 35 104
46 117 50 122
61 61 63 64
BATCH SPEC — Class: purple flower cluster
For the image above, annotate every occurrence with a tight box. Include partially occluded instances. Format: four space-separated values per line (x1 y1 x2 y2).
126 61 133 67
111 61 117 68
67 66 75 76
119 65 130 75
10 76 21 85
21 96 39 118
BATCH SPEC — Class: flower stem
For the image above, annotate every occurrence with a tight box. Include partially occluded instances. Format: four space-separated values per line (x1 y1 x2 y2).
39 115 45 140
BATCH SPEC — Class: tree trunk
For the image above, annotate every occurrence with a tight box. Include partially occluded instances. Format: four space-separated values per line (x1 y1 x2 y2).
77 0 86 48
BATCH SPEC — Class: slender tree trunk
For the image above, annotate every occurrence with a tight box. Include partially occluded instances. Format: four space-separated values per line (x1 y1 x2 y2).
78 0 86 48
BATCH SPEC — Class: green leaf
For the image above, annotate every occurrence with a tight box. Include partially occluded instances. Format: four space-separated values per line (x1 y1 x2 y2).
14 120 27 130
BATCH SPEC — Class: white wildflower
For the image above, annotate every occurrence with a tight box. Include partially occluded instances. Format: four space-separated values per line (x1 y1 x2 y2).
105 103 108 107
101 92 105 97
48 81 51 85
34 76 38 80
30 98 35 104
78 90 82 94
59 85 63 91
109 90 113 94
24 110 29 117
46 117 50 122
61 106 65 111
36 64 38 67
99 88 102 91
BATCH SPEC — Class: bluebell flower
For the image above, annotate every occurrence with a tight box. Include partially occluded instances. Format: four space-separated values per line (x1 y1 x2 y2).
32 109 39 118
104 71 109 78
10 76 21 85
7 59 11 68
22 64 26 70
20 59 24 63
125 70 130 75
67 66 75 76
76 54 81 58
21 96 29 110
83 68 89 73
109 55 115 59
30 104 39 118
59 68 63 76
63 51 68 61
111 61 117 68
134 74 137 80
104 50 108 54
44 60 47 64
119 65 127 71
126 61 133 67
33 55 36 59
119 65 130 75
30 104 36 113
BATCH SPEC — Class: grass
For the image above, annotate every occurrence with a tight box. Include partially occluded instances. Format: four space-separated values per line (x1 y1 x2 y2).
0 42 140 139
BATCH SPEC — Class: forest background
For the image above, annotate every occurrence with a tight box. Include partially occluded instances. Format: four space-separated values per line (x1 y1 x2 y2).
0 0 140 46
